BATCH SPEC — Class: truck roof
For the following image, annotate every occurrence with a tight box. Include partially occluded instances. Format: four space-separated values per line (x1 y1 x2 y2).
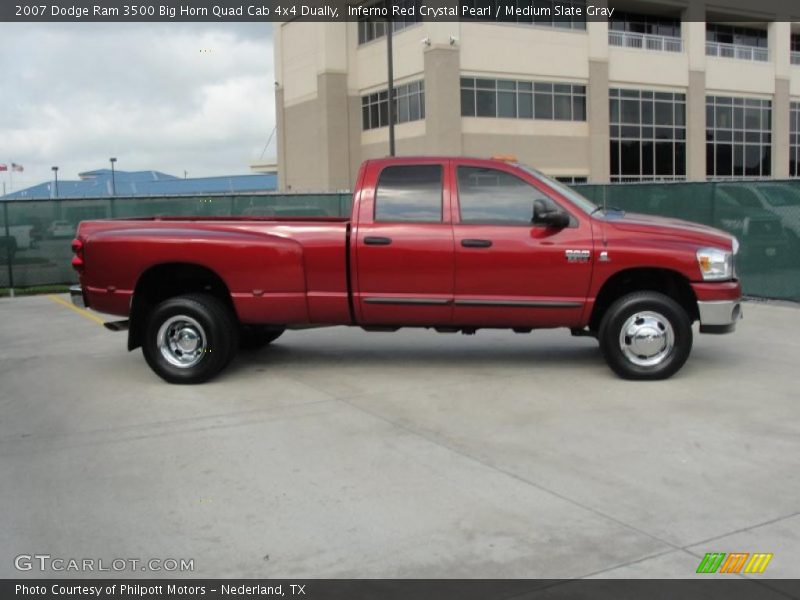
363 156 520 168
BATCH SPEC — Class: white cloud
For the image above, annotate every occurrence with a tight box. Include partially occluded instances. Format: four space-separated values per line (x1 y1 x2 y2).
0 22 275 191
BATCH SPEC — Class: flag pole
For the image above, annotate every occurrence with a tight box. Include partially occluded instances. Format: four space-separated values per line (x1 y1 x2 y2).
3 201 14 297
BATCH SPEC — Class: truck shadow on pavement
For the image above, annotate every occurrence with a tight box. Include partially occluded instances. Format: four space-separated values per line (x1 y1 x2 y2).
225 336 605 374
219 330 740 380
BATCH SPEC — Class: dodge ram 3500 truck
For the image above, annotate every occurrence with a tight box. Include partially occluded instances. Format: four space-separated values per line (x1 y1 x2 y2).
70 157 742 384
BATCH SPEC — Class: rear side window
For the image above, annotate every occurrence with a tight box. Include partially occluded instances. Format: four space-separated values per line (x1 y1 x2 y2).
457 166 555 225
375 165 443 223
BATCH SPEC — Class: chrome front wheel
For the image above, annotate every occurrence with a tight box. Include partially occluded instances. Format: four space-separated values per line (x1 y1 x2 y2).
599 291 692 380
618 311 675 368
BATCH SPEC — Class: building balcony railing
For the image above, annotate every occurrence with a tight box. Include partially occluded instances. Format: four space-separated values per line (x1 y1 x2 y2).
706 41 769 62
609 30 682 53
791 51 800 65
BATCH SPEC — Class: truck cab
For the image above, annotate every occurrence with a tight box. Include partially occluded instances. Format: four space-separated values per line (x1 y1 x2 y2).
352 157 595 329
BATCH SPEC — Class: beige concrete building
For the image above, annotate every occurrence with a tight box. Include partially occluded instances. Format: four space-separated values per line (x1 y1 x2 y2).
274 1 800 191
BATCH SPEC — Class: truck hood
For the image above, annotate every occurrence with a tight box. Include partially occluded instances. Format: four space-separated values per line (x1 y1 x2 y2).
602 212 735 249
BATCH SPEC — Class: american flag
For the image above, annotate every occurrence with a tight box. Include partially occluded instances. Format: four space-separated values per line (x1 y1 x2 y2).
10 163 24 172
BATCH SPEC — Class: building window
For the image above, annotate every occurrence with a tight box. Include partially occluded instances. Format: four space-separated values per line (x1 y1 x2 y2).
792 34 800 65
461 77 586 121
609 89 686 182
375 164 442 223
706 24 768 61
357 0 421 45
608 11 682 52
555 176 588 185
706 24 767 48
706 96 772 179
459 0 587 30
790 102 800 176
610 11 681 38
362 80 425 131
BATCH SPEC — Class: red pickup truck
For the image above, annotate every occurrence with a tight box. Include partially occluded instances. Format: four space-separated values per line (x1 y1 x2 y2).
70 157 741 384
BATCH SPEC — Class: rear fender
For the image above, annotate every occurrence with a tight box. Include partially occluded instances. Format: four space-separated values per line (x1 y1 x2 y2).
84 227 308 324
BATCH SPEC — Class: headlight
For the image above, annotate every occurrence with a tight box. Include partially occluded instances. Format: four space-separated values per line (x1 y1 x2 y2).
697 247 733 281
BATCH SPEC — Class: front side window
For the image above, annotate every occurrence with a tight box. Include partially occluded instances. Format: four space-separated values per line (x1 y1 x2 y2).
457 166 558 225
375 165 442 222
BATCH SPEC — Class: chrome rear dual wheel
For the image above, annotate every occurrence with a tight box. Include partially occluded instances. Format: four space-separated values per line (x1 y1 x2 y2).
157 315 207 368
143 293 238 384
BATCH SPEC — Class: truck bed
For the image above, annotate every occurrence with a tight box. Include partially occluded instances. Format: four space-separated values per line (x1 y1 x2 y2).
77 217 353 325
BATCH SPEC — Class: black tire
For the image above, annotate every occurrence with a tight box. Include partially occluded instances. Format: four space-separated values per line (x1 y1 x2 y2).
239 326 285 350
598 291 692 380
142 293 238 384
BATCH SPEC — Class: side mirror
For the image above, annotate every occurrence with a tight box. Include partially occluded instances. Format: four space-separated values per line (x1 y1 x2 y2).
533 199 570 229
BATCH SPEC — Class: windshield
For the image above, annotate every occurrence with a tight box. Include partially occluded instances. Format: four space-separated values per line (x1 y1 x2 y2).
762 186 800 207
517 165 598 215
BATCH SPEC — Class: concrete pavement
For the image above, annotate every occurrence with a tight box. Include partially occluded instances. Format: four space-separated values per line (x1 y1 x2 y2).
1 295 798 580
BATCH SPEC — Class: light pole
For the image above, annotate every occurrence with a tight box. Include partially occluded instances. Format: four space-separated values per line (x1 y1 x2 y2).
51 166 59 198
109 157 117 196
386 20 395 157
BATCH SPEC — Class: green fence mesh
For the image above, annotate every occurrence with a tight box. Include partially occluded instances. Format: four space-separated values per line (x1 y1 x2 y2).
0 193 351 289
577 180 800 301
1 182 798 301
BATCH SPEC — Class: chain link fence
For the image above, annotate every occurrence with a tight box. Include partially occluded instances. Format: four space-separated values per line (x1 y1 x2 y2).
0 193 350 289
1 181 798 301
576 180 800 301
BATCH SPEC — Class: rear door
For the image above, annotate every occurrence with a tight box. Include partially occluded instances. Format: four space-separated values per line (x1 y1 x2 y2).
352 160 455 326
450 162 594 328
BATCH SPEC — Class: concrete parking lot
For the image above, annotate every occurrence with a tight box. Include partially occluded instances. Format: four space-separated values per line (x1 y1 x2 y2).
1 295 798 580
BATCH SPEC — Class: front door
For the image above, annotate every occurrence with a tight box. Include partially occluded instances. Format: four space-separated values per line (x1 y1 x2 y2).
451 164 594 328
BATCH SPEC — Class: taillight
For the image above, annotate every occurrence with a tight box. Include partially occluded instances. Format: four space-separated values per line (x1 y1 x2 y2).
71 238 84 273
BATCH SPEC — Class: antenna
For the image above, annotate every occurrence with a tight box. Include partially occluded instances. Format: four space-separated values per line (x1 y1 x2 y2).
259 126 277 160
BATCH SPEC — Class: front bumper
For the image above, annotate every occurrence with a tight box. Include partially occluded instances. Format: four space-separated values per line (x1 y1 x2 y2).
697 300 742 334
69 284 85 308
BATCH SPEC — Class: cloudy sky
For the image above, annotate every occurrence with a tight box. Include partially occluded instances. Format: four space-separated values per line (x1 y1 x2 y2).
0 22 274 191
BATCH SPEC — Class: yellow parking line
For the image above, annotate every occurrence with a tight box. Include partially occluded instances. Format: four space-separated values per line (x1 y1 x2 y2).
48 294 106 326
